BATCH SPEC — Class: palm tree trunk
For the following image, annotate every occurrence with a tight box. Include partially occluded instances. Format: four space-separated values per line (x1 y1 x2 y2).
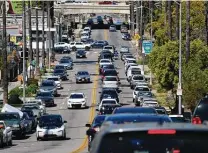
2 1 8 104
186 1 190 62
168 1 172 40
35 1 40 76
28 1 33 78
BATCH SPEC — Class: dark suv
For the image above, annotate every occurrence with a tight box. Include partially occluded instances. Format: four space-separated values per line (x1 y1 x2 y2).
192 96 208 124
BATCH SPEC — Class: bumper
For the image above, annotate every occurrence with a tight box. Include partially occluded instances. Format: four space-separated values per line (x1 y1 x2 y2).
44 101 55 107
12 128 25 136
76 78 90 83
76 55 86 58
37 131 64 138
67 102 86 108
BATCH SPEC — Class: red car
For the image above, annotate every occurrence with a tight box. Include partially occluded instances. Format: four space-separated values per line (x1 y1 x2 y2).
98 1 112 5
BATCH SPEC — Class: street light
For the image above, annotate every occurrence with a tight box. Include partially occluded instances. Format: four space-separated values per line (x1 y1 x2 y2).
174 0 182 115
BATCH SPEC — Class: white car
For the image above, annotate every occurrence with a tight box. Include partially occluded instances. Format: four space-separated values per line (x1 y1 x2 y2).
36 114 67 140
24 99 46 115
103 45 115 53
99 59 112 67
102 76 119 89
47 76 62 89
141 101 159 107
67 93 87 108
168 115 188 123
0 121 12 146
98 98 119 111
133 86 151 100
70 42 91 51
54 42 70 49
81 33 90 40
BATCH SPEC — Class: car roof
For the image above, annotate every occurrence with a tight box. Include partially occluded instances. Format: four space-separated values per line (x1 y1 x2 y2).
70 92 84 95
105 114 168 119
40 114 62 118
101 98 116 101
0 112 20 115
77 71 89 73
114 107 155 111
169 115 184 117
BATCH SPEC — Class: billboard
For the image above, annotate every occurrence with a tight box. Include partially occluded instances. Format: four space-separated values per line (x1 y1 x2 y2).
6 0 43 15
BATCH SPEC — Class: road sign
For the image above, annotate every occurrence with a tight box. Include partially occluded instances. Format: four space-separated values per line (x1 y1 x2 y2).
142 40 153 54
134 34 141 40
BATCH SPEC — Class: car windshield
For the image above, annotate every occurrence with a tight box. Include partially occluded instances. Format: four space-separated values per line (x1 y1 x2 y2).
93 116 106 126
55 65 65 69
156 109 166 114
54 69 64 73
132 71 141 75
22 111 33 117
104 71 117 75
105 116 171 124
77 50 85 53
138 92 152 97
37 92 52 97
98 131 208 153
101 60 110 63
170 117 187 123
22 105 39 110
70 94 84 99
77 71 89 75
133 76 144 80
60 60 70 63
113 108 157 114
0 114 20 121
48 78 59 81
126 56 134 58
76 43 82 45
110 25 116 28
103 65 115 69
135 87 149 91
98 41 104 43
104 77 117 81
102 100 116 104
41 82 54 86
104 47 113 50
39 115 63 128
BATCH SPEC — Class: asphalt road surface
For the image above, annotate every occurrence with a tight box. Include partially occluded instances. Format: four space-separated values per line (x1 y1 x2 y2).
1 29 137 153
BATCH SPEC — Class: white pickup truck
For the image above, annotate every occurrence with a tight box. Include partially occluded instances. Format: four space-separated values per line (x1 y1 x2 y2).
54 42 70 49
70 42 91 51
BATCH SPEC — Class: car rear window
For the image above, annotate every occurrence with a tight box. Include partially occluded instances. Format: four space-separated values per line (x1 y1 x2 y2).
104 77 117 81
135 87 150 91
98 131 208 153
104 47 113 49
104 70 117 76
170 117 187 123
102 100 116 105
113 108 157 114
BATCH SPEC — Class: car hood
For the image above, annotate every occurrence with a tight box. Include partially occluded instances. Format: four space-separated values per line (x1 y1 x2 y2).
68 98 85 102
39 86 55 91
77 75 90 78
59 63 72 66
36 96 53 100
76 52 86 55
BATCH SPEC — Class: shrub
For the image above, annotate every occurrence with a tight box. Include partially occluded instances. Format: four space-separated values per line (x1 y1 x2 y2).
28 78 39 86
26 84 38 96
8 94 23 105
9 87 22 96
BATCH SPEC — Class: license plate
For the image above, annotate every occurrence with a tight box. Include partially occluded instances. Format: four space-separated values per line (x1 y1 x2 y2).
48 131 53 134
80 55 83 57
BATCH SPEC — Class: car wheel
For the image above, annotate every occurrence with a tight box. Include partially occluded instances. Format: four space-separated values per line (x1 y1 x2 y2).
85 46 90 51
0 137 3 148
8 138 12 146
133 99 135 103
72 47 76 51
62 131 66 140
37 137 41 141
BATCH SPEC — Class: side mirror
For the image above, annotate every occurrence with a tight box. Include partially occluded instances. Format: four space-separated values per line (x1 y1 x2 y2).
64 121 67 123
85 123 91 127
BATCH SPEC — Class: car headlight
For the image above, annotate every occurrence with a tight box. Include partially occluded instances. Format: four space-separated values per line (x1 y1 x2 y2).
58 130 63 133
68 101 72 103
13 124 20 128
81 101 85 103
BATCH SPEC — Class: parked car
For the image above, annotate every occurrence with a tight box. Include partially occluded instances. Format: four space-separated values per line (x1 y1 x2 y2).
0 120 12 147
35 91 55 107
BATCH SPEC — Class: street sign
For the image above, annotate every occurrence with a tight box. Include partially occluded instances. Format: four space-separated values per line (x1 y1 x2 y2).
142 40 153 54
134 34 141 40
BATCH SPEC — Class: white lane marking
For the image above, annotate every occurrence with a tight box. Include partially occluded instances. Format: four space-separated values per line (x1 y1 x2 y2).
71 52 75 54
86 52 90 55
93 51 98 54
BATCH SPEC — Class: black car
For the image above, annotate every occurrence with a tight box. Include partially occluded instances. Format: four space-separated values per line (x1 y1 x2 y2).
86 115 106 151
100 88 119 103
99 53 113 62
61 56 73 63
102 69 119 81
35 91 55 107
192 96 208 124
98 104 121 115
112 107 158 114
22 110 38 130
53 69 68 80
76 50 87 58
99 64 115 74
122 33 131 40
54 65 66 71
91 41 106 48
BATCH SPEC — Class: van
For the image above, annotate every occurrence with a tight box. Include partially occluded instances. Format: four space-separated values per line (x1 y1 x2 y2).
127 66 144 81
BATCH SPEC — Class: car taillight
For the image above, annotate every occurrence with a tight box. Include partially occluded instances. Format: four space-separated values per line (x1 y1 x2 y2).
173 150 180 153
148 129 176 135
192 117 202 124
93 127 100 132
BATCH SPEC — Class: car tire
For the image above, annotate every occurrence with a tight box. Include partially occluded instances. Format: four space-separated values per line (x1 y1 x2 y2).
37 137 41 141
8 138 12 146
85 46 90 51
72 47 76 51
62 131 66 140
0 137 3 148
133 99 135 103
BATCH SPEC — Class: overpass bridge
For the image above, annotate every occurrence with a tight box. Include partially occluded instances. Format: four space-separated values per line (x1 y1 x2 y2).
54 3 130 14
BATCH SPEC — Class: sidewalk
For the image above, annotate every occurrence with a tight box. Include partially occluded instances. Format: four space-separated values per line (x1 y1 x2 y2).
0 81 21 103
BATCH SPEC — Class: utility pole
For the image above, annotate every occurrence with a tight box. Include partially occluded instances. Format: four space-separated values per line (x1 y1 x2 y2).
136 1 139 33
46 1 50 68
42 2 45 67
140 0 144 72
28 1 33 78
2 1 8 104
47 1 52 71
35 1 40 75
130 2 134 36
22 0 26 103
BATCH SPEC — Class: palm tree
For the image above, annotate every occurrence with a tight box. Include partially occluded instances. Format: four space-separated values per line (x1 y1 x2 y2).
168 1 172 40
175 1 179 40
205 1 208 46
186 1 190 62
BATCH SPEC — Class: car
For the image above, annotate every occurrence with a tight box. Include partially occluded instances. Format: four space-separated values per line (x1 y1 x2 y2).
54 42 70 49
76 50 87 58
0 112 28 138
141 100 159 107
121 52 132 61
130 75 146 89
133 86 151 101
21 104 42 118
91 41 107 48
91 123 208 153
86 115 107 151
0 120 12 146
102 76 119 90
98 98 119 111
192 96 208 124
169 114 190 123
99 59 112 67
98 104 121 115
67 93 87 108
46 76 62 89
59 59 73 70
75 71 91 83
103 114 172 124
99 88 119 103
53 69 68 81
54 64 66 71
112 107 157 114
21 112 33 133
81 33 90 41
35 91 55 107
98 53 113 62
39 80 58 96
125 63 138 73
61 56 73 63
24 99 46 115
154 106 168 115
103 45 115 54
120 46 130 54
101 69 119 81
99 64 115 74
22 110 38 130
36 114 67 140
109 25 116 32
134 91 153 106
121 33 131 40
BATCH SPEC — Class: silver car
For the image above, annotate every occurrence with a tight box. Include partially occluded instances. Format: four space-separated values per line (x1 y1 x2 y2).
130 75 146 89
120 46 130 54
102 76 119 90
75 71 91 83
